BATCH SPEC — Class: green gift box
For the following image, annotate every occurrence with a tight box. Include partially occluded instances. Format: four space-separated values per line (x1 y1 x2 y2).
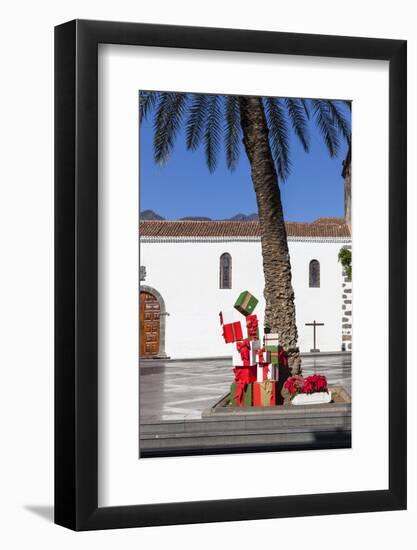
265 345 279 352
265 345 279 364
230 382 253 407
234 291 258 316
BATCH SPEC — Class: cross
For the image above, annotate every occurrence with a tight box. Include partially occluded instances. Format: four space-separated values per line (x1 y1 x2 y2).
305 320 324 352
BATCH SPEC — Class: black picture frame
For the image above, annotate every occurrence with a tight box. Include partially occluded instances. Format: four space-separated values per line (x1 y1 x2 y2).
55 19 407 531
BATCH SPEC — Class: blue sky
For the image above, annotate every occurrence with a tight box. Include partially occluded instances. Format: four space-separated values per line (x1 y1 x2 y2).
139 98 350 222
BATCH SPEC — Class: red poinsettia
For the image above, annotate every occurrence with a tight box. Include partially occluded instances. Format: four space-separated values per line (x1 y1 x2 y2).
283 374 328 398
302 374 328 394
283 375 304 397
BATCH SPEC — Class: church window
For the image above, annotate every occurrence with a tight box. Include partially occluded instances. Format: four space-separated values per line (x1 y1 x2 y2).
220 253 232 289
309 259 320 288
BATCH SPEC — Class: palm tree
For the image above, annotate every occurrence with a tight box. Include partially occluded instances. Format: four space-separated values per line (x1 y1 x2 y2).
140 92 350 374
342 139 352 224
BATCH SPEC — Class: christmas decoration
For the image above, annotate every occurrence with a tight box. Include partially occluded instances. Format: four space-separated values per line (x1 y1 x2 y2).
234 290 259 316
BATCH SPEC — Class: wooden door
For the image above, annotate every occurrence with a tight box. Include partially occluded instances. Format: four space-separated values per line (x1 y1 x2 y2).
140 291 160 356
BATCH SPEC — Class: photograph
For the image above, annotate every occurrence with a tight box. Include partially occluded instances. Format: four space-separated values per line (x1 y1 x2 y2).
0 0 409 539
138 90 352 457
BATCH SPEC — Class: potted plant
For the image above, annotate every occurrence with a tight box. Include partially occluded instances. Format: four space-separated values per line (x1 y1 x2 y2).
283 374 332 405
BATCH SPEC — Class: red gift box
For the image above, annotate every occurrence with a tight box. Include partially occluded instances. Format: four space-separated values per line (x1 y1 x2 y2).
257 363 277 382
253 380 277 406
233 365 257 384
220 311 243 343
223 321 243 343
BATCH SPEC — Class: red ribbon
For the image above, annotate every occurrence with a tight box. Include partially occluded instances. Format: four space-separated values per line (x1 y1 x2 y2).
256 347 266 363
236 339 250 362
246 314 258 327
234 382 247 405
246 315 258 339
278 350 288 367
234 366 256 383
262 365 270 381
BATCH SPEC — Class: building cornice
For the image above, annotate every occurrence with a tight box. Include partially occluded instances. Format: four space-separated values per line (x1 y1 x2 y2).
140 236 352 244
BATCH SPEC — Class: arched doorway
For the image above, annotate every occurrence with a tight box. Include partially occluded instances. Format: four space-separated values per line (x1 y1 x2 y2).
139 286 168 358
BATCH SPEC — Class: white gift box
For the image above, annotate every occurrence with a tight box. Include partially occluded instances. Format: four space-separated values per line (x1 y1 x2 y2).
292 391 332 405
219 310 238 326
256 363 278 382
232 339 261 366
264 333 279 346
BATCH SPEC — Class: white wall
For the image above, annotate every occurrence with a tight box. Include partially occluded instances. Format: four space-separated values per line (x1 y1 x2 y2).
0 1 416 549
140 238 348 357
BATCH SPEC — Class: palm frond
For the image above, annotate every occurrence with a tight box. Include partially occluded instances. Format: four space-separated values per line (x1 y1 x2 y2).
310 99 340 157
204 94 222 173
224 96 241 171
342 99 352 111
327 100 351 142
185 94 209 150
300 98 311 120
285 98 310 152
264 97 291 181
139 91 159 123
153 92 187 165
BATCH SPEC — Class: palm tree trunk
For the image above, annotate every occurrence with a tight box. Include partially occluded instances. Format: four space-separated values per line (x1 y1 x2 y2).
343 141 351 225
239 96 301 375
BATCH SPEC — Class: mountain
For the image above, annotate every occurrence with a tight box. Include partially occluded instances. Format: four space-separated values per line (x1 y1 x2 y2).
140 210 259 221
140 209 165 220
227 213 259 221
179 216 213 221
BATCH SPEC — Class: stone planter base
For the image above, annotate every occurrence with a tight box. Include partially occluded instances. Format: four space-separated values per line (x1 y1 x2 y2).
140 386 351 457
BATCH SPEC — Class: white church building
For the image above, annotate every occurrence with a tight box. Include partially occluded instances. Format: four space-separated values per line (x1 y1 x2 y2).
139 218 352 359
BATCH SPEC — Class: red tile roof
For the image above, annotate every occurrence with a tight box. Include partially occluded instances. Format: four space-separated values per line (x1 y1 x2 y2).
140 219 351 238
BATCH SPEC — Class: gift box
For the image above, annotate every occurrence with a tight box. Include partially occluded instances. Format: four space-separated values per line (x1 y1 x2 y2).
264 334 280 364
266 348 287 366
230 382 253 407
232 338 261 366
253 380 277 406
233 339 251 366
223 322 243 343
234 290 258 316
264 333 279 347
233 365 257 384
220 310 243 343
246 314 260 341
257 363 278 382
266 350 279 364
220 310 237 325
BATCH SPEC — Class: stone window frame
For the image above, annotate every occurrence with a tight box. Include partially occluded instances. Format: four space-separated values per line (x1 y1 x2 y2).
219 252 232 289
309 259 320 288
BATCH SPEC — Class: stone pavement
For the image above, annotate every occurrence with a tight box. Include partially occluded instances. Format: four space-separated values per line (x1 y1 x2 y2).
139 353 351 422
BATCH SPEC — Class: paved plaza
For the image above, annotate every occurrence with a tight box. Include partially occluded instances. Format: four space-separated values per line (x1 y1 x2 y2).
139 353 351 422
